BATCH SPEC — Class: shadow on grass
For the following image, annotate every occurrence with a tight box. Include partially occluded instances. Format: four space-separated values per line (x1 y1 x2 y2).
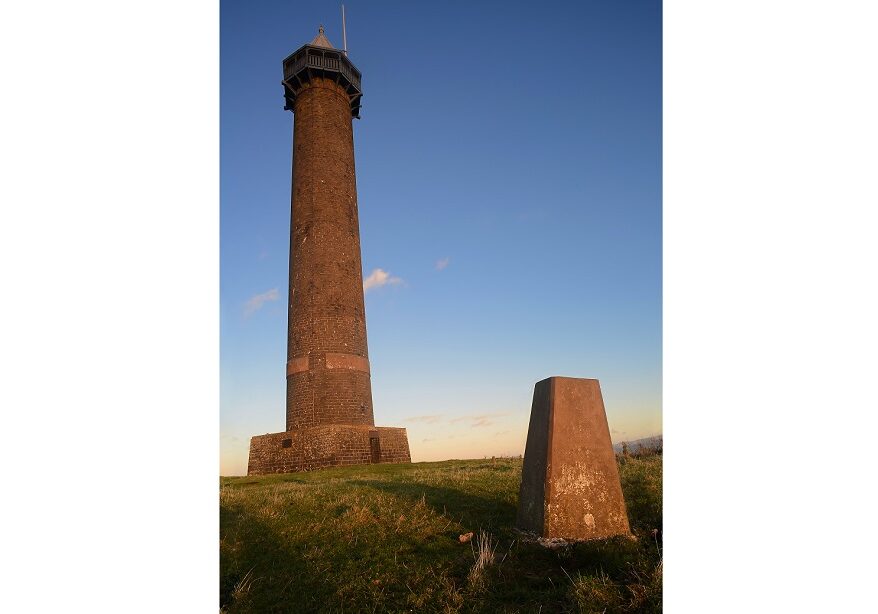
349 479 517 534
220 502 325 613
221 458 661 613
347 478 651 612
221 481 482 613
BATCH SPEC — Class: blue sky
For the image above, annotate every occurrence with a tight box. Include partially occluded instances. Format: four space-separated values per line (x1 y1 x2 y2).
220 0 661 475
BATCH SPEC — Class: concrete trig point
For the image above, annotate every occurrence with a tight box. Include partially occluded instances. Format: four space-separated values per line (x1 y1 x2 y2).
247 26 411 475
517 377 630 540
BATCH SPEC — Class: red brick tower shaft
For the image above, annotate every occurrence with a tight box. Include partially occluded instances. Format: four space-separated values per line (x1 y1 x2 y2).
286 76 373 431
246 28 411 475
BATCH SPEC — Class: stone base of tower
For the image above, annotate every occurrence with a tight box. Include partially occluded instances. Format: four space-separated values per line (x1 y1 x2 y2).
247 425 411 475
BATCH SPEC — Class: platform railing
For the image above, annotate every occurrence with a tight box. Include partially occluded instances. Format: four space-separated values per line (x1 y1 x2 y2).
283 47 361 91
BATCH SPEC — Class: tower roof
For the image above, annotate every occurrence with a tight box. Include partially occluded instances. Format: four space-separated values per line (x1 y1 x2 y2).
310 25 335 49
282 25 362 118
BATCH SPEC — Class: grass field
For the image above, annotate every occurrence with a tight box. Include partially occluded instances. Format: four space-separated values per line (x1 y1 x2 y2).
220 452 662 613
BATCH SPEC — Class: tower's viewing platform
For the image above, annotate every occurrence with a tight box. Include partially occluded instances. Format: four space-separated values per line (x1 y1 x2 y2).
281 25 362 118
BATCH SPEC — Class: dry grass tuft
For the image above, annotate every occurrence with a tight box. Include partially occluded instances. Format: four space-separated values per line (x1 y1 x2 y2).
467 530 498 591
231 567 258 603
219 485 239 507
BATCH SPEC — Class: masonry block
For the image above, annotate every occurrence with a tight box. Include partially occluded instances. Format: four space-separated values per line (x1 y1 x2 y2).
248 425 411 475
517 377 630 540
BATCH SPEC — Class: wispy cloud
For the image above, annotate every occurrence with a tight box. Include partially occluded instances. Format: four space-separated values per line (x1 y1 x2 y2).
244 288 279 317
449 413 510 428
435 257 450 271
363 268 403 293
405 415 443 424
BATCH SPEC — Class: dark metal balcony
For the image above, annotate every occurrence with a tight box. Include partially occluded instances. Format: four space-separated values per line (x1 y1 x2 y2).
282 44 363 118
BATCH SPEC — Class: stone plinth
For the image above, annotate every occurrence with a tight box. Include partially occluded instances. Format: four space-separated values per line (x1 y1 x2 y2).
248 425 410 475
517 377 630 540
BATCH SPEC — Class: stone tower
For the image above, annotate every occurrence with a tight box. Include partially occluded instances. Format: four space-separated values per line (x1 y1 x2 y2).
247 27 411 475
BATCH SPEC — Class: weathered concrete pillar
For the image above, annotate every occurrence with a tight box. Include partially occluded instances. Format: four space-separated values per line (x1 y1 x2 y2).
517 377 630 540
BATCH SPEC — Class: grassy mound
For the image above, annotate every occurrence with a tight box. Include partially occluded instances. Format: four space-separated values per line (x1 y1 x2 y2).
220 453 662 613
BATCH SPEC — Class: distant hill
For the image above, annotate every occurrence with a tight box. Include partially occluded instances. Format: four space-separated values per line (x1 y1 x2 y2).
613 435 663 454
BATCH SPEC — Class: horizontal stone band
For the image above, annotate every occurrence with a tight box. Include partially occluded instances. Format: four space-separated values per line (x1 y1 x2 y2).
287 352 370 376
286 356 309 375
325 352 370 373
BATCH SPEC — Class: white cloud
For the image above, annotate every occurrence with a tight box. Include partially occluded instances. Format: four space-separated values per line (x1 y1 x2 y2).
244 287 279 317
435 257 450 271
363 268 403 293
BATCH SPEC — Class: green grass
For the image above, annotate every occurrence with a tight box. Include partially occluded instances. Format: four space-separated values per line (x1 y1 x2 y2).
220 454 662 613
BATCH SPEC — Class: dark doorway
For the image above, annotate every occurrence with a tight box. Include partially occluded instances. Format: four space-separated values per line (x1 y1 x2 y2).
369 436 381 463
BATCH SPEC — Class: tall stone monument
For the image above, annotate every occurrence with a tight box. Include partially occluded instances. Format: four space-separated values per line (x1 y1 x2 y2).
248 27 411 475
517 377 630 540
